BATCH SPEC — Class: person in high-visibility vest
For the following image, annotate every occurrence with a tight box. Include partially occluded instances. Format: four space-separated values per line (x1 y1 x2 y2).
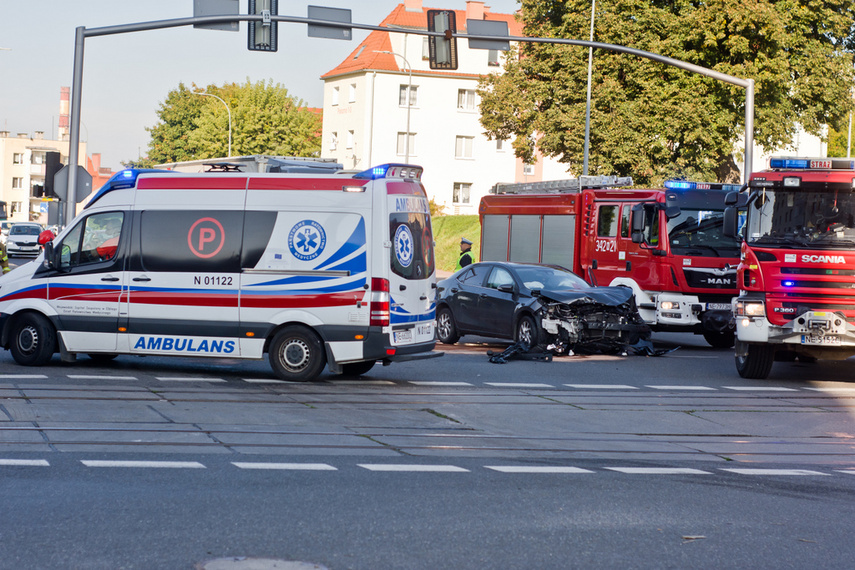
455 237 474 271
1 242 10 274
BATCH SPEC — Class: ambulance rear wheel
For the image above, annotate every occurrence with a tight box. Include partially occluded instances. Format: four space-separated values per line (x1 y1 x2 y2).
269 326 326 382
10 313 56 366
734 340 775 379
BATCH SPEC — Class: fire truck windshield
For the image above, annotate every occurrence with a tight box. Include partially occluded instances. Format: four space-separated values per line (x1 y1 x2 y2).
667 208 741 257
747 188 855 248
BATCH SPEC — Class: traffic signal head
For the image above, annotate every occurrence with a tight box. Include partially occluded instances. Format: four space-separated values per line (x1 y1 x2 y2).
427 10 458 70
248 0 278 52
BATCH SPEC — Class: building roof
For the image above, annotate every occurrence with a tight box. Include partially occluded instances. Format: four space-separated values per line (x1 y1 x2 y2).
321 2 521 80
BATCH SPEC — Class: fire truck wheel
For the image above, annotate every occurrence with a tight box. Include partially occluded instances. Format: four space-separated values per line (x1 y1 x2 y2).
10 313 57 367
703 330 734 349
338 360 376 377
436 307 460 344
268 326 326 382
734 340 775 379
515 315 538 347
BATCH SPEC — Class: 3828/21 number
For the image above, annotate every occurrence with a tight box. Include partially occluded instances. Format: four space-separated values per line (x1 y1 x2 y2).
193 275 234 286
595 239 617 253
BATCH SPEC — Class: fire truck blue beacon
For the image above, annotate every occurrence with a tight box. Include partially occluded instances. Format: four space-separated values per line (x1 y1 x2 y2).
0 163 441 381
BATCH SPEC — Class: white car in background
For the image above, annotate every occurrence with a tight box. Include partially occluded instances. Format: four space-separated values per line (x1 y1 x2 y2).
5 222 44 257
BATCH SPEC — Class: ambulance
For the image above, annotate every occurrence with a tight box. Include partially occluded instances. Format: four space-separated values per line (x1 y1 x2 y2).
0 163 440 381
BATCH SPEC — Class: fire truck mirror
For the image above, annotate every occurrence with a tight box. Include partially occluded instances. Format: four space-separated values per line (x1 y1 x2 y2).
664 206 681 220
723 206 739 238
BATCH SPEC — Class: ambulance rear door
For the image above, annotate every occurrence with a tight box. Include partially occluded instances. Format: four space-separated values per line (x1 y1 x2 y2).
383 171 436 348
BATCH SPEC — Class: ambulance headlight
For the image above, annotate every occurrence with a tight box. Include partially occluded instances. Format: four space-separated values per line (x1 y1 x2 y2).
735 300 765 317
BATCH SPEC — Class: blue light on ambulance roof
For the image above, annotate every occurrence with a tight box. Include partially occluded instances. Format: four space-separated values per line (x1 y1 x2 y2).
354 163 423 180
85 168 173 209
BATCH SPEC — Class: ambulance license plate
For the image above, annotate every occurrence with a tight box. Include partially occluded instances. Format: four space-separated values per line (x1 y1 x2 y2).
801 335 841 346
416 323 432 337
707 303 731 311
394 330 413 343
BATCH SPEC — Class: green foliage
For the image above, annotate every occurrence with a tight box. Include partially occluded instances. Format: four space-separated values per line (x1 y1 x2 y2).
479 0 855 186
145 79 322 164
431 215 481 273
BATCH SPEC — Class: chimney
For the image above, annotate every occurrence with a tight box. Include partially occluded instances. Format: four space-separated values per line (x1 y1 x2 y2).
404 0 422 12
34 131 44 140
466 0 486 20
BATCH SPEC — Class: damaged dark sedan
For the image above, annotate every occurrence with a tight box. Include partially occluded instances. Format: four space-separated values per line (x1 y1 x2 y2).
436 262 650 354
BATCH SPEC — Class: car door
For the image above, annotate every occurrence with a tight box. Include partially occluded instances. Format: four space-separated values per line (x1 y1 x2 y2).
479 265 519 338
46 210 126 352
448 264 491 334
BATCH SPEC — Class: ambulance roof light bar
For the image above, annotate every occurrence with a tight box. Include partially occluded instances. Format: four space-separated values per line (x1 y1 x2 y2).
85 168 174 209
768 157 855 171
354 163 423 181
664 180 742 192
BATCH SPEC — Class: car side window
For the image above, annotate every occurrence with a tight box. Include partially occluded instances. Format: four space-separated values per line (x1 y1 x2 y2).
58 212 124 269
460 264 491 286
486 267 514 289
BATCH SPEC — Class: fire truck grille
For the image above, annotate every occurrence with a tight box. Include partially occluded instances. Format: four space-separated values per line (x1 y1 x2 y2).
682 269 736 289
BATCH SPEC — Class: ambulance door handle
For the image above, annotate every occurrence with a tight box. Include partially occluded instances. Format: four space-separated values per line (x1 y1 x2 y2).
399 285 407 291
101 276 119 282
420 295 427 301
133 276 151 282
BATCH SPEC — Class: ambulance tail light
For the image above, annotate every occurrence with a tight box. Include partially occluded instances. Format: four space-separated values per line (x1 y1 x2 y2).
370 277 390 327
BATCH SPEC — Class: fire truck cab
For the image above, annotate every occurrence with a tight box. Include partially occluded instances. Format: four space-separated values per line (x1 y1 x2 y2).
725 157 855 378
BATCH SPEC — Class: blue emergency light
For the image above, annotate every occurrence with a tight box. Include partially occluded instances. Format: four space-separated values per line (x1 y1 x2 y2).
85 168 174 209
664 180 742 192
769 157 855 170
354 164 423 181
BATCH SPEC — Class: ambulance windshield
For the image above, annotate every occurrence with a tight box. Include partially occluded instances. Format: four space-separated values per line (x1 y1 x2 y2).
390 213 435 280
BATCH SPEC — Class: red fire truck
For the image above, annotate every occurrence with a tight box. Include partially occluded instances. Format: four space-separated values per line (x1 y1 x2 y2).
479 176 742 347
724 157 855 378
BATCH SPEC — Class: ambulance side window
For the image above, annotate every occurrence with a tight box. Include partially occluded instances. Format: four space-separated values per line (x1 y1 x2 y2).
389 212 435 280
57 212 124 269
139 211 242 273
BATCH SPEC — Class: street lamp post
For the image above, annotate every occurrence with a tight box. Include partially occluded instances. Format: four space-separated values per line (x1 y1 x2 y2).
376 50 412 164
192 91 232 157
582 0 596 176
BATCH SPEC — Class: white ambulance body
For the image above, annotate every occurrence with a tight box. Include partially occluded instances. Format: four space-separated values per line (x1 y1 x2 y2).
0 164 439 381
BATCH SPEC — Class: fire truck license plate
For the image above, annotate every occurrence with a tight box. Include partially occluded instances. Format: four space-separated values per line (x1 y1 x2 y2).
707 303 731 311
394 330 413 343
801 335 841 346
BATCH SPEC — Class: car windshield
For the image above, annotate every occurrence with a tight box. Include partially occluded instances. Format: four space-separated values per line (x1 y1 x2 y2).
514 266 588 291
11 225 40 236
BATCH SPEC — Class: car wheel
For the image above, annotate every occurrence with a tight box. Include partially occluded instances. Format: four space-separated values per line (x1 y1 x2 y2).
10 313 57 366
515 315 537 347
734 340 775 379
268 325 326 382
436 307 460 344
703 329 734 349
338 360 376 377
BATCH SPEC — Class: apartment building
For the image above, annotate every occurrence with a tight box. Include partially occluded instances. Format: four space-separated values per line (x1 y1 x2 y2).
320 0 567 215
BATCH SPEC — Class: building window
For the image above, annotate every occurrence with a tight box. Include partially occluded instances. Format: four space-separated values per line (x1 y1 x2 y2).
12 177 23 189
332 86 340 106
496 139 506 152
422 37 430 60
397 132 416 156
12 153 24 164
32 152 45 165
399 84 418 107
455 136 474 159
453 183 472 204
11 201 23 214
488 49 501 67
346 130 354 149
329 132 338 151
457 89 476 111
523 163 535 176
349 83 357 103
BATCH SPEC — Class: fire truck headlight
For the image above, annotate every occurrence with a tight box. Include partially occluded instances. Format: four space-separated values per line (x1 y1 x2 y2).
660 301 676 310
736 300 765 318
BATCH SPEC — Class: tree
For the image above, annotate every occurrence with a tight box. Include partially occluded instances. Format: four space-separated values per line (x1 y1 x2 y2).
479 0 855 186
145 80 322 164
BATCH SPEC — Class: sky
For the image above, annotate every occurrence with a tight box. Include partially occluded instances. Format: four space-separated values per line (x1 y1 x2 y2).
0 0 521 171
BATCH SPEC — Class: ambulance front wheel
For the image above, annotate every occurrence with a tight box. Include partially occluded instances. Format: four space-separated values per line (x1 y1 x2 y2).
268 325 326 382
10 312 57 366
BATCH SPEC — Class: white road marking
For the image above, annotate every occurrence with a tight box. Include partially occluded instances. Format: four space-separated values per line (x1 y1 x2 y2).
803 387 855 393
155 377 226 383
0 374 48 379
484 382 554 388
358 464 469 472
0 459 50 467
722 386 798 391
721 468 830 476
242 378 290 384
410 381 474 386
328 380 395 385
232 462 337 471
835 470 855 475
606 467 712 475
67 375 138 380
646 385 717 391
81 460 206 469
564 384 638 390
485 466 595 474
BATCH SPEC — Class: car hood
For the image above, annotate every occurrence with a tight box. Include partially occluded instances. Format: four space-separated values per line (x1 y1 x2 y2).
536 286 634 306
9 235 38 244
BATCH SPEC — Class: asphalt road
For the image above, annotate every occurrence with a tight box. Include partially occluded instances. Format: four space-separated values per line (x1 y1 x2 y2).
1 329 854 569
